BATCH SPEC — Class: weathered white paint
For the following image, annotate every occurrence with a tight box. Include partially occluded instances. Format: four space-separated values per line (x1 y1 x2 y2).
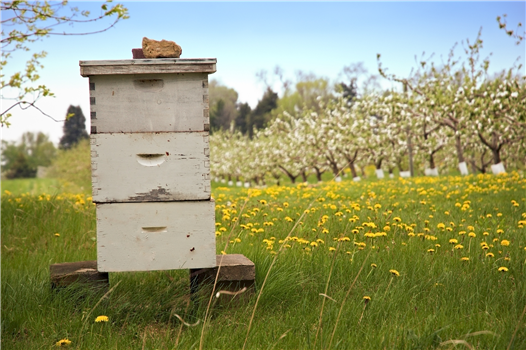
80 58 217 76
424 168 439 176
491 162 506 175
89 73 209 133
458 162 469 175
96 201 216 272
91 132 211 202
375 169 385 179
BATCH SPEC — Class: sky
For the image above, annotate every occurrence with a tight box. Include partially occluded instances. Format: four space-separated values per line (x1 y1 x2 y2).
1 1 525 145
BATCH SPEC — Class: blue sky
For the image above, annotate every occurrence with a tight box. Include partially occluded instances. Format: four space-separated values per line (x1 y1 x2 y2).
2 1 524 145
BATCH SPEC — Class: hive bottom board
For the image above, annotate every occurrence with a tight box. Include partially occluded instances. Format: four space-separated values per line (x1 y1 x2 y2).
96 201 216 272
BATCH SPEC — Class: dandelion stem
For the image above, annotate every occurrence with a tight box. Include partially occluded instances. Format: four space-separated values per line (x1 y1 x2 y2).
384 276 394 297
358 304 367 324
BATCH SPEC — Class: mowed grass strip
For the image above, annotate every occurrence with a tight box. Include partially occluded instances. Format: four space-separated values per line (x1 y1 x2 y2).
2 173 525 349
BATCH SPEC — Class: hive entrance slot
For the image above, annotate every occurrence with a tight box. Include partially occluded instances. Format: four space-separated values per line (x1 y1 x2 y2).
141 226 168 233
136 154 166 167
133 79 164 92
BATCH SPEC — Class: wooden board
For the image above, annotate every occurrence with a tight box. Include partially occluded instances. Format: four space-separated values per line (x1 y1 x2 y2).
96 201 216 272
80 58 217 76
91 132 211 203
89 73 209 133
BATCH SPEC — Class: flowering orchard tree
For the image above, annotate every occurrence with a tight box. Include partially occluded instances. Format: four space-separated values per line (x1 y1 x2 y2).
209 24 524 183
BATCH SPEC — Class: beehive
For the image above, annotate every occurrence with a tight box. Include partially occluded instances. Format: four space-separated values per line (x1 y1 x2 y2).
80 58 217 272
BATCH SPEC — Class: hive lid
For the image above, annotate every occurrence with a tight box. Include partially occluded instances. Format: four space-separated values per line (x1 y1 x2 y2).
80 58 217 76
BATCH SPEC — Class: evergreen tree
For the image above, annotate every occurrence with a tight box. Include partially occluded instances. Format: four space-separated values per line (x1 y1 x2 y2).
59 105 89 150
249 88 278 137
235 102 252 134
339 81 358 104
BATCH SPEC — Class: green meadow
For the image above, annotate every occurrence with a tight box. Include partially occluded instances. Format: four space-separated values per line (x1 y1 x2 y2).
2 173 525 349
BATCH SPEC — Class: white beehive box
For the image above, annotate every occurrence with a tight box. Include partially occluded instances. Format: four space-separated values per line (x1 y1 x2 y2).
96 201 216 272
80 58 215 134
90 132 211 203
80 58 217 272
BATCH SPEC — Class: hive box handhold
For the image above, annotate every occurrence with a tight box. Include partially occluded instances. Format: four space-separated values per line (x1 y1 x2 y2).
142 37 182 58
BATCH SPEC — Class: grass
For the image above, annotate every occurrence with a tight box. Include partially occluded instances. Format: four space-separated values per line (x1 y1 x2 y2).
2 173 526 349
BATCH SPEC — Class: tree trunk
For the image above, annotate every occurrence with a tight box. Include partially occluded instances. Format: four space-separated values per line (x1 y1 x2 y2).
455 134 465 163
429 153 436 169
492 132 501 164
406 126 414 177
329 162 339 177
301 170 308 183
349 163 358 178
279 166 298 184
313 166 324 182
375 157 383 170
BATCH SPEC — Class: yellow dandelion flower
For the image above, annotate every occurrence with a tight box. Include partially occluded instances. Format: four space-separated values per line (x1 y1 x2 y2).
437 223 445 229
95 315 109 323
389 269 400 277
486 252 495 258
501 240 510 247
454 244 464 250
449 239 458 244
371 263 377 268
461 257 470 262
329 247 336 252
393 217 401 222
284 216 293 222
498 266 508 272
54 233 60 237
363 296 371 303
468 232 476 238
496 229 504 234
259 199 267 205
322 228 329 234
56 339 72 347
427 249 435 253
